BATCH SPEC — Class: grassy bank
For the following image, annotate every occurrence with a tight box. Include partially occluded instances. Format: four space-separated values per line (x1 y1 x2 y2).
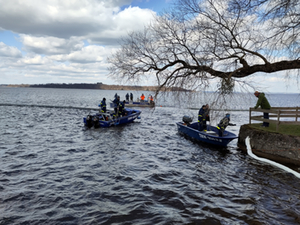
250 123 300 136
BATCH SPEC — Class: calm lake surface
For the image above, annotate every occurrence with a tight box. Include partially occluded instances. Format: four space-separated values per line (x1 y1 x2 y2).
0 87 300 225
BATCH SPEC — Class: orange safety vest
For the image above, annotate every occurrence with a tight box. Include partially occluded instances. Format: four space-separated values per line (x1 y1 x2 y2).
141 95 145 100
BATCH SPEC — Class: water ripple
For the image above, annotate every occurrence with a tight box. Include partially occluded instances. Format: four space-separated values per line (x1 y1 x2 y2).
1 89 300 224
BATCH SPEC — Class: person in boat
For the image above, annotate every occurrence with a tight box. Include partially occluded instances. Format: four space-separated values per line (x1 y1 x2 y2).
217 113 236 137
198 105 207 131
254 91 271 127
130 93 133 101
126 93 129 101
149 95 154 104
100 98 106 113
140 94 145 102
113 95 120 117
204 104 210 130
118 100 126 117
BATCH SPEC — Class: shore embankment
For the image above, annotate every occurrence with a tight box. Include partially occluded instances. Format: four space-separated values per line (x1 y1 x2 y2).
238 124 300 166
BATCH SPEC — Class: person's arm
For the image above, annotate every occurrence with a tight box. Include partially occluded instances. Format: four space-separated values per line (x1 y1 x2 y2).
254 95 262 109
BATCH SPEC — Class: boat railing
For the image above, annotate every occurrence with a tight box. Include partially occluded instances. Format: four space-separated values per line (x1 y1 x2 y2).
249 107 300 131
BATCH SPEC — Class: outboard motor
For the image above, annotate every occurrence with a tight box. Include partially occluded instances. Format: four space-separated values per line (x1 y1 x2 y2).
86 115 94 128
182 115 193 125
93 116 100 128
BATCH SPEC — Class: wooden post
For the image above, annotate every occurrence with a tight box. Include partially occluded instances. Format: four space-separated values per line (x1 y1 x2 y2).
296 107 299 122
276 110 280 132
249 108 252 124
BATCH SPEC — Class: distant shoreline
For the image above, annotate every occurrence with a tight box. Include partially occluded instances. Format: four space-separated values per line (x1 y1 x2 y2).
0 83 189 92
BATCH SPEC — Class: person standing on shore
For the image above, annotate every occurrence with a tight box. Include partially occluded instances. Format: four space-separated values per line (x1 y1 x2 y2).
254 91 271 127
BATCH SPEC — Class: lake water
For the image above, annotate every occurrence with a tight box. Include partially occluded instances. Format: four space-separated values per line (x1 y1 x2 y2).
0 87 300 225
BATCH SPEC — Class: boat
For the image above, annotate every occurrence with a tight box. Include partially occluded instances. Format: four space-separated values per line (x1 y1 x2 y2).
83 108 141 128
176 116 237 147
110 100 155 108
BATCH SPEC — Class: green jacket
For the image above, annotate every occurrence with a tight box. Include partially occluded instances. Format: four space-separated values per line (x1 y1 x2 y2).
254 93 271 109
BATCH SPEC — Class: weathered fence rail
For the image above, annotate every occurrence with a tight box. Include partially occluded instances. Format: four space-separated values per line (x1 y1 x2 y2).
249 107 300 131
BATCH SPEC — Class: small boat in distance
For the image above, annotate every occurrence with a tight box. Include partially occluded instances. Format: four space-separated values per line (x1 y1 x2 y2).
176 116 237 147
110 100 155 108
84 108 141 128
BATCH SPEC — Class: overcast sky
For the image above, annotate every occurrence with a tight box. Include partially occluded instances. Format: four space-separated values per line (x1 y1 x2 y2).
0 0 299 93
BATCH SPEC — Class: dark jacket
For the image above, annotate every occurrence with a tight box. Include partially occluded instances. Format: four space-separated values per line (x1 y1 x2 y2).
255 93 271 109
119 102 125 115
100 100 106 112
119 101 124 110
198 107 206 123
113 98 120 108
217 117 234 129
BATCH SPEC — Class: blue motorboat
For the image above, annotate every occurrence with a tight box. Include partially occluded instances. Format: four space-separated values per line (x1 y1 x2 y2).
84 108 141 128
176 117 237 147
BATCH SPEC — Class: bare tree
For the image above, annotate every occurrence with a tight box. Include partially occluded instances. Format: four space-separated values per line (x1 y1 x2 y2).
108 0 300 95
228 0 300 56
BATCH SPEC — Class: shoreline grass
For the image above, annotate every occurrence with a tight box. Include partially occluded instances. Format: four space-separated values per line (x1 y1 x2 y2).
249 123 300 136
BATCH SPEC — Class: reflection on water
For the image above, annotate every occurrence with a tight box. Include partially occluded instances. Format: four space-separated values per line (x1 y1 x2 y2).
0 87 300 224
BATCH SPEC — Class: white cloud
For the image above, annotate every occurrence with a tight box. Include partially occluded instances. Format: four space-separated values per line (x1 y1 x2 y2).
66 45 106 63
0 0 159 85
22 55 49 65
0 0 155 45
84 6 156 45
20 35 84 55
0 42 22 58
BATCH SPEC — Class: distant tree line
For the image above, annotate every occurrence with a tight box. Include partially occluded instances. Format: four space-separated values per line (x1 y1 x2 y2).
6 83 189 91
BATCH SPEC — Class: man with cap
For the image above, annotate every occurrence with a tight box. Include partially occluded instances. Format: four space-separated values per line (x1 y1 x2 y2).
217 113 236 137
254 91 271 127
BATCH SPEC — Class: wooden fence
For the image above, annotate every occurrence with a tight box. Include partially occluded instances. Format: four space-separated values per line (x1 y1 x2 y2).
249 107 300 131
